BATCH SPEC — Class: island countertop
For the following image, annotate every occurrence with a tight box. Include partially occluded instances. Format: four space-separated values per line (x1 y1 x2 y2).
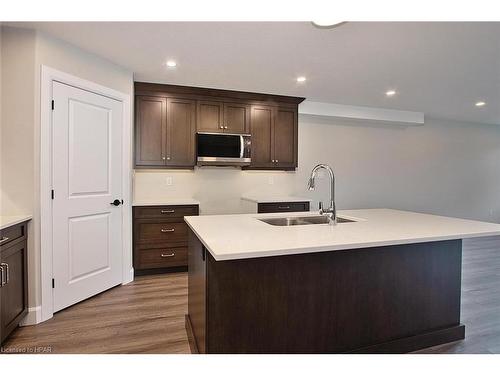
184 208 500 261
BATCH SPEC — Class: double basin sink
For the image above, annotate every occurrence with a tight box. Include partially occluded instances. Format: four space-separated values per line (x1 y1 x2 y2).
259 215 355 226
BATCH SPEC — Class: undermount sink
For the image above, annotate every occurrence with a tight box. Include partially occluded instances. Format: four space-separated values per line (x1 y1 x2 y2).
259 215 355 226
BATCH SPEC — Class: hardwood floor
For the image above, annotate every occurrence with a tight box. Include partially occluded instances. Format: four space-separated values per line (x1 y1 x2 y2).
2 236 500 354
2 273 190 354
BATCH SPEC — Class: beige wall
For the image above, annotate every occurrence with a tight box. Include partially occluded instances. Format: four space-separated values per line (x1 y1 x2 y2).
135 115 500 223
0 26 133 308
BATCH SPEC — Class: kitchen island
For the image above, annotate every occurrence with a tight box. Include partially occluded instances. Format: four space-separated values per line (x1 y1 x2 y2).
184 209 500 353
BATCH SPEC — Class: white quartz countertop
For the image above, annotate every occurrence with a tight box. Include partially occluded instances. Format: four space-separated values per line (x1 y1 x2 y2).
184 208 500 261
0 215 33 230
241 194 312 203
132 198 200 206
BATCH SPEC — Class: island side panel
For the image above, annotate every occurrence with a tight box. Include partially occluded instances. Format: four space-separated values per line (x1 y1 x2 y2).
186 228 207 353
205 240 463 353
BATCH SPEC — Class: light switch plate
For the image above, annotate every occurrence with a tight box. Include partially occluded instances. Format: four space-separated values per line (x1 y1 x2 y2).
268 176 274 185
166 176 173 186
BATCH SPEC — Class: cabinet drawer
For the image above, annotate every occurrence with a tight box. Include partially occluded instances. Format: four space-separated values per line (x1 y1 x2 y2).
0 223 26 250
133 205 198 219
257 202 310 214
137 247 187 269
136 221 188 243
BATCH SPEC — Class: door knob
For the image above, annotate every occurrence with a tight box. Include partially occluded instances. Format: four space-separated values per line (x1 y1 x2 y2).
110 199 123 206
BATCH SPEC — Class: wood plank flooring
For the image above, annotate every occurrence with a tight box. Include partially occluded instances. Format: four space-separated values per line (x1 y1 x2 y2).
2 236 500 354
2 273 190 354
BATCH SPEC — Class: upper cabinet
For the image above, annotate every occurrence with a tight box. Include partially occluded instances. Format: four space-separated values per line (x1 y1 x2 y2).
197 101 250 134
246 105 298 170
134 82 304 170
135 96 166 167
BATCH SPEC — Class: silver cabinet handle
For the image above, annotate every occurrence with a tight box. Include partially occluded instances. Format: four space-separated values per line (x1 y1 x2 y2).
0 236 9 245
161 209 175 214
161 228 175 233
161 252 175 258
0 264 4 287
0 263 8 286
167 157 170 160
275 160 279 163
278 206 291 210
224 126 228 129
219 125 224 129
162 156 166 160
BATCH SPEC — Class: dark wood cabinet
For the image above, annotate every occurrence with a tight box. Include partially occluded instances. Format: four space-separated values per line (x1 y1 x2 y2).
247 105 298 170
273 107 298 169
0 221 29 344
197 101 223 133
167 98 196 167
197 101 250 134
134 82 304 170
248 106 274 168
133 205 199 275
135 95 195 168
257 201 309 213
135 96 166 167
223 102 250 134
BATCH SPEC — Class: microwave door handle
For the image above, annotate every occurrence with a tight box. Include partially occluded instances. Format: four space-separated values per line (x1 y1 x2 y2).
240 135 244 158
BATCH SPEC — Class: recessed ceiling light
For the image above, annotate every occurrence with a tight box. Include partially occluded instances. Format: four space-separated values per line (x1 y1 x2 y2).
311 21 346 29
385 90 397 97
475 101 486 107
166 60 177 68
296 76 307 83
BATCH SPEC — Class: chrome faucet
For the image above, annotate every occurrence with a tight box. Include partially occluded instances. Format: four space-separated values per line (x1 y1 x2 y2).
307 164 336 225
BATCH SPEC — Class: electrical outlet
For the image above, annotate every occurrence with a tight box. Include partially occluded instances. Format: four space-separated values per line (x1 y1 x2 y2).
166 176 173 186
268 176 274 185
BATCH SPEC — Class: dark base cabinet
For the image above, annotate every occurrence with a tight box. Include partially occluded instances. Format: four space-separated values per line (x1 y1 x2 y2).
0 221 29 344
186 230 464 354
133 205 199 275
257 201 309 213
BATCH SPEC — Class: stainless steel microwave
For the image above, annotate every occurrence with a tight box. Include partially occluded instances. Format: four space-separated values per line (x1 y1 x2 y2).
196 132 251 167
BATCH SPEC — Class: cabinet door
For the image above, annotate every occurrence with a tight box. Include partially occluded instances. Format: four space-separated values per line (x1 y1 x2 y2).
135 96 167 166
166 98 196 167
273 107 298 168
0 240 28 343
197 101 224 133
249 105 274 168
223 103 250 134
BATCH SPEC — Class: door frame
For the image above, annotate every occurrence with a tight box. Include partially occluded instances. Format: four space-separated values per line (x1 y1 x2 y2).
40 65 132 323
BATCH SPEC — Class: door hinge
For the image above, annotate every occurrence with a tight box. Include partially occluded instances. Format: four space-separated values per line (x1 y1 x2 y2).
51 190 55 199
51 100 54 110
52 278 55 289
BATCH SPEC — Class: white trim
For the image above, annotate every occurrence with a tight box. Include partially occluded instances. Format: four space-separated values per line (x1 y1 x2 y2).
299 100 425 125
20 306 42 326
40 65 132 323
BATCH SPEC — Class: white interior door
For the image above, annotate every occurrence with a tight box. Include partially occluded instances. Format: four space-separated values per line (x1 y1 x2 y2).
52 81 123 312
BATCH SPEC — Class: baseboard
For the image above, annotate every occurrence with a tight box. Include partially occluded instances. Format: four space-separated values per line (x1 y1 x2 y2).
20 306 42 326
122 267 134 285
347 324 465 354
185 314 200 354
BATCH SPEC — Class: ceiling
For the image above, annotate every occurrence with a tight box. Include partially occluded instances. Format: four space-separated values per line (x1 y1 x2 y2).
11 22 500 124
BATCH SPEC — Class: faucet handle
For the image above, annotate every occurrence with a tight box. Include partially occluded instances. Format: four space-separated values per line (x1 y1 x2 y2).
319 201 324 213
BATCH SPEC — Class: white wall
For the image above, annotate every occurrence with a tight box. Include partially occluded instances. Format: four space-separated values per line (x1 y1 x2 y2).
0 26 134 309
135 115 500 222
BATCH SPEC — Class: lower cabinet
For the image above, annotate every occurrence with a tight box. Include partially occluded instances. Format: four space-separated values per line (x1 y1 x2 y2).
0 221 29 344
133 205 199 274
257 201 310 213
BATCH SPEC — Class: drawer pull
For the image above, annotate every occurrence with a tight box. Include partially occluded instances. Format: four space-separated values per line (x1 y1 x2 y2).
161 252 175 258
278 206 291 210
161 209 175 214
0 236 9 245
0 263 8 286
161 228 175 233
